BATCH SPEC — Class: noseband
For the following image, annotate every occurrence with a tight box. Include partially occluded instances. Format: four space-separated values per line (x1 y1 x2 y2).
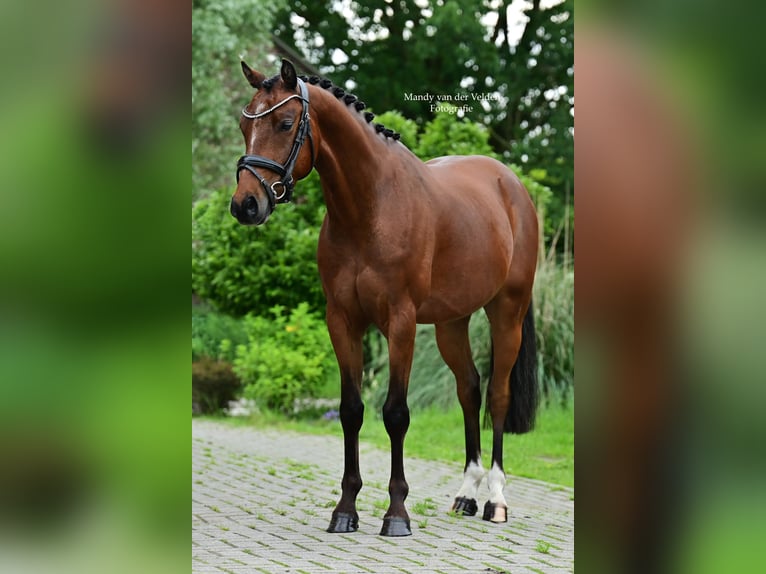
236 78 315 208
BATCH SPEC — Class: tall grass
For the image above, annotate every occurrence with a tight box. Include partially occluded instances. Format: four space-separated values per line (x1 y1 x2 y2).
534 258 574 402
363 256 573 413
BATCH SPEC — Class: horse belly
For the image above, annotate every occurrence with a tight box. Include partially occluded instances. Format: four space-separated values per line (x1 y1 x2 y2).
415 245 511 324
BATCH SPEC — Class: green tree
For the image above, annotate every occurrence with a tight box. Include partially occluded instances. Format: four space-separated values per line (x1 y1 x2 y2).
277 0 499 121
273 0 572 250
493 0 573 224
192 0 285 200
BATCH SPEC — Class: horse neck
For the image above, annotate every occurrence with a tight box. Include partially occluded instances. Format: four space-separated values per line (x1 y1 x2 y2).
309 86 393 230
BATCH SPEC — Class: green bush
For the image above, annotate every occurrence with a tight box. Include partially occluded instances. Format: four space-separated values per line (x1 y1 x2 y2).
414 104 497 160
192 356 242 414
192 174 327 317
192 303 248 362
233 303 337 414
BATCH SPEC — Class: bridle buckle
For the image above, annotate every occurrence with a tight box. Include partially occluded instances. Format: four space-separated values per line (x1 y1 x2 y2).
271 181 287 201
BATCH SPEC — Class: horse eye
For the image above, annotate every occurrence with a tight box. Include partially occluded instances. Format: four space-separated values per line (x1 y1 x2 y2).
279 120 294 132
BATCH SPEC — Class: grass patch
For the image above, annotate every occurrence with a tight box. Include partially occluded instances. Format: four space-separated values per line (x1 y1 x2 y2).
411 498 438 516
536 540 552 554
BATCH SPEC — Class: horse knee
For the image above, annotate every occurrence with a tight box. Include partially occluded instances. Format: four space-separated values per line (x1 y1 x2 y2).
382 401 410 436
340 396 364 432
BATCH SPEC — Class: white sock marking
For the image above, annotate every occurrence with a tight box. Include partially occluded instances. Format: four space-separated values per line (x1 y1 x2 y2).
487 462 507 505
455 460 485 500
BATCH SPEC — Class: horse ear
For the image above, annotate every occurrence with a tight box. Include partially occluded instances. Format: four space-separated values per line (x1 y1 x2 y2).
280 59 298 90
241 61 265 89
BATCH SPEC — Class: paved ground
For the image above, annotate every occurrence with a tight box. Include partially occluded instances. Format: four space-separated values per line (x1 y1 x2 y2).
192 419 573 573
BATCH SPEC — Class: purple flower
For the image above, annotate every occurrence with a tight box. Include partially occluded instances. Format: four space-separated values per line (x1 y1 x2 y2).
323 409 340 421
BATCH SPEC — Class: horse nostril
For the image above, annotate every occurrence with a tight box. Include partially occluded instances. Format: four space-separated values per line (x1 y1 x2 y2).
230 198 238 217
243 195 258 216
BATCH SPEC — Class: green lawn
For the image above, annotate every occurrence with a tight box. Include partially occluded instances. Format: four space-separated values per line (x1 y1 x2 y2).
219 400 573 487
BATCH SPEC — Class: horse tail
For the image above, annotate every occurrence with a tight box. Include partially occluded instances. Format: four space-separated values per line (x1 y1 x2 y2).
484 302 539 434
505 302 539 433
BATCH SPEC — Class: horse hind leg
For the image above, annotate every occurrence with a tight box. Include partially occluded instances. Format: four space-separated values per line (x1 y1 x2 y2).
435 317 484 516
483 291 537 523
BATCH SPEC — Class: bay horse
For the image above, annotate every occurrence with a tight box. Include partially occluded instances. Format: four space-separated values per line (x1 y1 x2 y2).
230 59 539 536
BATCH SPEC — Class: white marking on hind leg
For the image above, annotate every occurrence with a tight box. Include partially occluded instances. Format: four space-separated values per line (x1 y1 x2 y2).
455 459 485 500
487 462 507 505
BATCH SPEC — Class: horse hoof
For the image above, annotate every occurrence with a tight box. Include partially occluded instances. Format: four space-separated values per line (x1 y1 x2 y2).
482 501 508 523
327 512 358 533
379 516 412 537
451 496 478 516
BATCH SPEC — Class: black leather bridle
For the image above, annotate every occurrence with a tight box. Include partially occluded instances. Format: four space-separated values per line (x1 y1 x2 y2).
236 78 315 208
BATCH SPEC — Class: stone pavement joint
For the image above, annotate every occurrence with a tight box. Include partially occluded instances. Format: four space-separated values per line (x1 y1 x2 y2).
193 419 573 573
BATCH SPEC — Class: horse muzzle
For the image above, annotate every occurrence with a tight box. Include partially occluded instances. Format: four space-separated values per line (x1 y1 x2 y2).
230 194 271 226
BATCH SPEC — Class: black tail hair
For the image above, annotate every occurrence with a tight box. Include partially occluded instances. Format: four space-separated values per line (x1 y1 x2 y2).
484 302 539 434
506 303 539 433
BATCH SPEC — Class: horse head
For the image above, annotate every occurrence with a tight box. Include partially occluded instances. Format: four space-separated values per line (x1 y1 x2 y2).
231 59 316 225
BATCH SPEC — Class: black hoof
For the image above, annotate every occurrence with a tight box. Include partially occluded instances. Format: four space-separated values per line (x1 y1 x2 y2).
379 516 412 537
482 501 508 523
451 496 478 516
327 512 358 533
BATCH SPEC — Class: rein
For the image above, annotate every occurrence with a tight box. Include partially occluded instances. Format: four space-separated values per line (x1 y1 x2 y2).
236 78 315 208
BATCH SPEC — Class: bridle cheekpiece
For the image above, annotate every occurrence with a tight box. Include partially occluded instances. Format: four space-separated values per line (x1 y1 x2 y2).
236 78 315 208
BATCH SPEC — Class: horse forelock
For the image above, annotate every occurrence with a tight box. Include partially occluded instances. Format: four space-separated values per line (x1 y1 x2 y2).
259 74 281 91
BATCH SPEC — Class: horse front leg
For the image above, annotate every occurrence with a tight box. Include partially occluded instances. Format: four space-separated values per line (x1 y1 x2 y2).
380 307 417 537
326 307 366 533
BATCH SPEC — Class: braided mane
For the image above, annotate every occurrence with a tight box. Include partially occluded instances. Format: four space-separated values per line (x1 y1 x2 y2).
259 73 401 141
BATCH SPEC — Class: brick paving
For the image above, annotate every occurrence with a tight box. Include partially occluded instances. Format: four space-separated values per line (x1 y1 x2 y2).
192 419 573 573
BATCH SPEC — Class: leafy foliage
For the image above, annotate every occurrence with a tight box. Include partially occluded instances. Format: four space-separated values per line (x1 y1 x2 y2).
414 104 497 160
278 0 498 122
533 260 574 401
233 304 337 413
192 173 327 317
192 303 248 362
192 357 242 414
192 0 285 200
